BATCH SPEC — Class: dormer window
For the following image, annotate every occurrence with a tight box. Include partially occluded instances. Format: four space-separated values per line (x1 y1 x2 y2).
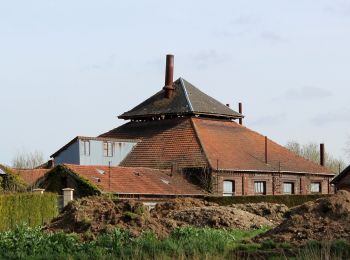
103 142 113 157
82 141 90 156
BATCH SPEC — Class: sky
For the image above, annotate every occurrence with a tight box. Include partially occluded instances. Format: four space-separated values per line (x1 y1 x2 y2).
1 0 350 166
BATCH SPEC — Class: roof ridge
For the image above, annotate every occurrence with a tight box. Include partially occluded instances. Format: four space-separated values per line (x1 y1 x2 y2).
180 77 194 112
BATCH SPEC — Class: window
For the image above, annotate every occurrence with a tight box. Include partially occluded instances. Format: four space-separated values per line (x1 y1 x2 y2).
310 182 321 193
82 141 90 156
223 180 235 196
254 181 266 195
283 182 294 194
103 142 113 157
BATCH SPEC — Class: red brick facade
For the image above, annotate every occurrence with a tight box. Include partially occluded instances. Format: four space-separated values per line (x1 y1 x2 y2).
214 171 333 196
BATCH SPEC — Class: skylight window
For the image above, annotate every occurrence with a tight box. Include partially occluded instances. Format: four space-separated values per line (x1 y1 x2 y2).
96 169 105 175
161 179 170 185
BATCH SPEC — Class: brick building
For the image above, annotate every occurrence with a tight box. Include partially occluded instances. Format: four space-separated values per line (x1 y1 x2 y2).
331 165 350 192
98 55 335 196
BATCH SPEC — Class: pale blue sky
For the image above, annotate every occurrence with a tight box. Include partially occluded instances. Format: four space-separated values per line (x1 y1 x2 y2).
1 0 350 165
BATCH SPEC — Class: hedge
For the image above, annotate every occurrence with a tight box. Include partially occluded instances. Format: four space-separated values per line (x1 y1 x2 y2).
0 193 58 231
205 194 331 207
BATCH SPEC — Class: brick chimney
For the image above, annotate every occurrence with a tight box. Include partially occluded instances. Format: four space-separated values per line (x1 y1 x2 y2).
163 54 174 98
320 143 325 166
238 102 243 125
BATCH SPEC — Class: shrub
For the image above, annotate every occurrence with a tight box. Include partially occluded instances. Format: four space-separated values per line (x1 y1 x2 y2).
0 193 58 231
205 194 330 207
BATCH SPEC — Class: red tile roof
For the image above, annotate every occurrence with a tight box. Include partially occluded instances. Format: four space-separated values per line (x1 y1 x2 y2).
63 164 205 195
100 118 208 169
99 117 334 176
192 118 334 175
15 168 49 186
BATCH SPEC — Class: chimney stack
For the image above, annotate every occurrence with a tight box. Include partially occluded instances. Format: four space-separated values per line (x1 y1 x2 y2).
238 102 243 125
320 143 325 166
265 136 268 164
163 54 174 98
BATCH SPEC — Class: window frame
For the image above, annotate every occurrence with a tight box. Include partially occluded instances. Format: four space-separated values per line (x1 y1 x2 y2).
103 142 114 157
283 182 294 194
82 140 90 156
310 182 321 194
254 181 266 195
223 180 235 196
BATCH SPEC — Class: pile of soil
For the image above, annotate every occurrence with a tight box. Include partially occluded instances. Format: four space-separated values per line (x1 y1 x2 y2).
150 198 218 218
258 190 350 245
165 207 271 229
45 196 169 239
46 197 273 239
231 203 289 224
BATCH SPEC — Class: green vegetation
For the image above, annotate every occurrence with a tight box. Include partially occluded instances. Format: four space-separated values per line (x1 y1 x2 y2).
38 165 101 197
0 225 349 259
0 165 27 192
206 194 330 207
0 225 269 259
0 193 58 231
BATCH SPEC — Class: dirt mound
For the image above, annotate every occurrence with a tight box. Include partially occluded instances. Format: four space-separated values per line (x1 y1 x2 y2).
151 198 218 218
45 196 169 239
166 207 271 229
46 197 274 239
231 203 289 224
258 190 350 245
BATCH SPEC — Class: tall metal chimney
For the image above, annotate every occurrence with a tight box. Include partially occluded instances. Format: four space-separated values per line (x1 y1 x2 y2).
320 143 325 166
238 102 243 125
163 54 174 98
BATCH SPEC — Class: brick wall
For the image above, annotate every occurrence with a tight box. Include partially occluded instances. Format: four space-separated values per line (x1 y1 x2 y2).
213 171 333 196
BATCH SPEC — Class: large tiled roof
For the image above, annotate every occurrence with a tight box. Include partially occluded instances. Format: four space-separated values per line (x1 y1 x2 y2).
100 118 208 169
119 78 243 120
100 117 334 175
192 118 334 175
63 164 205 195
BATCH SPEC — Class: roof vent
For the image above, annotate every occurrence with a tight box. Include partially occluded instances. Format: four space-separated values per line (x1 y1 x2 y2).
92 177 101 182
163 54 174 98
161 178 170 185
96 169 105 175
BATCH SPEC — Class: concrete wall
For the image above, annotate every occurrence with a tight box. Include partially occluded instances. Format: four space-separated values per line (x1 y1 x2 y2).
79 140 137 166
54 140 80 165
214 171 333 196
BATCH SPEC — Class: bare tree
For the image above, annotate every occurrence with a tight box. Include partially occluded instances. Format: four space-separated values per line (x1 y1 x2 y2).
286 140 346 174
12 150 45 169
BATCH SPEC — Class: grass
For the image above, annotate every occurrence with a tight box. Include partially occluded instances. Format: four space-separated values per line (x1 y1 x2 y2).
0 225 349 259
0 225 269 259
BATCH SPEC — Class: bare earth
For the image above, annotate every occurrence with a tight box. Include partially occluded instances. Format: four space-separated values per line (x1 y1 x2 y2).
257 190 350 245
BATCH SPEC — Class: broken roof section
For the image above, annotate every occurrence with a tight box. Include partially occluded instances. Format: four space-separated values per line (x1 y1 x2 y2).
119 78 243 120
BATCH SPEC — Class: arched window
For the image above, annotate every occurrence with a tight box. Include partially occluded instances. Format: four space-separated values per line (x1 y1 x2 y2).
223 180 235 196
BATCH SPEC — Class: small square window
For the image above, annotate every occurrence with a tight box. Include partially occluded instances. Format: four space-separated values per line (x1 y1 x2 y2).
283 182 294 194
254 181 266 195
310 182 321 193
223 180 235 196
103 142 113 157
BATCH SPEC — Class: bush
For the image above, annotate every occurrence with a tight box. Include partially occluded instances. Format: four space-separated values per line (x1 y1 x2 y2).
0 193 58 231
205 194 330 207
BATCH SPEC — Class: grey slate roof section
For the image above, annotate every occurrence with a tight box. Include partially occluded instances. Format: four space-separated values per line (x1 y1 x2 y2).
119 77 243 120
